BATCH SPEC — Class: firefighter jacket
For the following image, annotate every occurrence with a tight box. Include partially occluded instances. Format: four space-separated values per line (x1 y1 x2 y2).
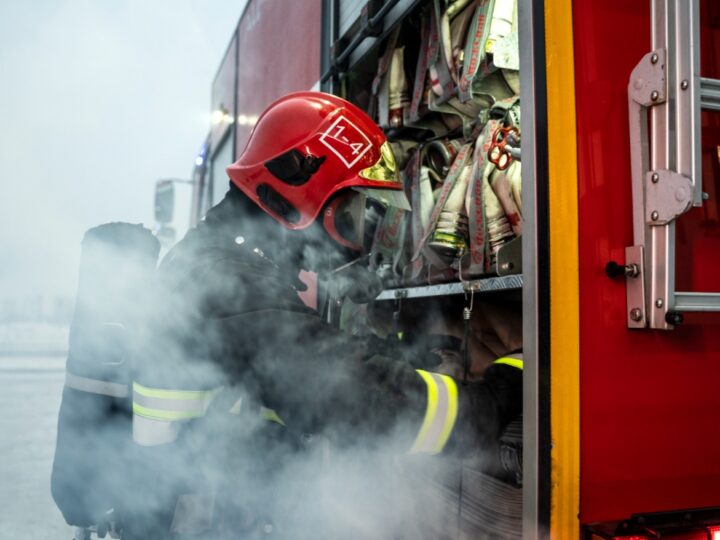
128 186 522 534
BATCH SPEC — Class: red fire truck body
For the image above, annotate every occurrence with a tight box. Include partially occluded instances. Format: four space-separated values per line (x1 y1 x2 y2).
193 0 322 222
574 0 720 525
161 0 720 537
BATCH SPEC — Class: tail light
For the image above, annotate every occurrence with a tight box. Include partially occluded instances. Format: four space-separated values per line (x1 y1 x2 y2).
585 507 720 540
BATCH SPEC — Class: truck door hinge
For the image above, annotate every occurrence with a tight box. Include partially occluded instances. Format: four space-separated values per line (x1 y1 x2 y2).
645 169 693 225
629 49 666 108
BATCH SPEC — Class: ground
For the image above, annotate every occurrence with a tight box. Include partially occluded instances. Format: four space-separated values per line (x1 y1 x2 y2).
0 355 72 538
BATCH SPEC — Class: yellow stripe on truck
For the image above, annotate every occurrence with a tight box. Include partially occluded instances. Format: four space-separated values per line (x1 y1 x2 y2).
545 0 581 536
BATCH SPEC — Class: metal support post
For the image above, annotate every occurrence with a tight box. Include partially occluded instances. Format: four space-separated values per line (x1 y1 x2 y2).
624 0 720 329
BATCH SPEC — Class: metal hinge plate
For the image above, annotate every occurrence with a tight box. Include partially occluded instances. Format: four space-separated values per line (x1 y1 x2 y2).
645 169 693 225
625 245 647 328
629 49 666 106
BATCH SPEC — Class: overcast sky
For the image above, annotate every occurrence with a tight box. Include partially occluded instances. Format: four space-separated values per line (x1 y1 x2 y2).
0 0 245 299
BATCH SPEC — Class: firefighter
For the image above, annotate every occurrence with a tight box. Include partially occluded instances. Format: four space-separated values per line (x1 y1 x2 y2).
127 92 522 538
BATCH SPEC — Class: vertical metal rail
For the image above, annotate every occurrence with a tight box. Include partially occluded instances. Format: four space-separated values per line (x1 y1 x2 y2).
647 0 675 330
321 0 340 94
625 0 720 329
520 0 549 537
675 0 701 206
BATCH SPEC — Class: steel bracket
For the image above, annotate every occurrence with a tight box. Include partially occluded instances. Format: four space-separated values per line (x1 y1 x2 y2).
629 49 666 107
625 246 647 328
645 169 693 225
497 235 523 276
621 0 720 329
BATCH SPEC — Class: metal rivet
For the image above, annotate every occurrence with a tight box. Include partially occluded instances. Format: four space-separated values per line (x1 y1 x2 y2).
651 53 658 64
651 211 659 221
651 90 659 101
630 308 643 322
656 298 664 308
703 192 710 201
681 79 689 90
651 172 659 183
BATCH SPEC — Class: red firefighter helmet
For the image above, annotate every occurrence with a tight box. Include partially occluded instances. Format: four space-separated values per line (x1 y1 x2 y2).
226 92 405 249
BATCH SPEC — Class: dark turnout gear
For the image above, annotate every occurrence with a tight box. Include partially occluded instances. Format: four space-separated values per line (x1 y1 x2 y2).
128 186 522 536
50 93 524 539
121 93 522 536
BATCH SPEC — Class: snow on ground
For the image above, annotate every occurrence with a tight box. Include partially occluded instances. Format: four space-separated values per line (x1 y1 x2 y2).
0 323 69 356
0 355 72 538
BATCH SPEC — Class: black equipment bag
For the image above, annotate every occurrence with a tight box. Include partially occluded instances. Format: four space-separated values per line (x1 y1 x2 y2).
51 223 159 527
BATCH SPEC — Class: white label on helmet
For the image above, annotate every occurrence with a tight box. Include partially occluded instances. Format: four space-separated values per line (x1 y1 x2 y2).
319 115 373 168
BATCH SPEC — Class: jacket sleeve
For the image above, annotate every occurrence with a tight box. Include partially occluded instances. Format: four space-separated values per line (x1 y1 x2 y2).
210 309 522 456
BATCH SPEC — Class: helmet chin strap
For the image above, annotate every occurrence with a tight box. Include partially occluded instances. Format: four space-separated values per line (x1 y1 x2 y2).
328 254 383 304
329 253 371 274
299 230 358 274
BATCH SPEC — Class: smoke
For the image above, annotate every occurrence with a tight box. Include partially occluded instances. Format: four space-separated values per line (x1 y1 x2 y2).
0 0 527 532
50 200 523 539
0 2 246 538
0 0 242 300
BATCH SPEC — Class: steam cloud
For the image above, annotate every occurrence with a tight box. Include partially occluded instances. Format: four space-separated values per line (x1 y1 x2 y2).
52 195 522 539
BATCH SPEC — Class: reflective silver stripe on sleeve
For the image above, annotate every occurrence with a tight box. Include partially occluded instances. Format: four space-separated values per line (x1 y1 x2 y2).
65 372 129 398
133 414 181 446
410 370 459 455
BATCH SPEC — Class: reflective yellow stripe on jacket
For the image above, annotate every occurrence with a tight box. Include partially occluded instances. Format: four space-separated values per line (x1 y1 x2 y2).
259 406 286 426
410 370 459 455
132 382 221 446
494 354 523 370
132 383 219 421
410 355 522 455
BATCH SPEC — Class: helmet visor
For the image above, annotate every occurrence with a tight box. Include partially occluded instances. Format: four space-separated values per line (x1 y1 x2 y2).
358 141 400 184
355 142 410 210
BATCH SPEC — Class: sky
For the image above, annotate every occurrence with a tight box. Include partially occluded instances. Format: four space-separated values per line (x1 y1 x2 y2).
0 0 245 299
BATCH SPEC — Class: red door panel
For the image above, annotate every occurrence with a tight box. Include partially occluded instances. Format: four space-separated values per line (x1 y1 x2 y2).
234 0 322 159
574 0 720 524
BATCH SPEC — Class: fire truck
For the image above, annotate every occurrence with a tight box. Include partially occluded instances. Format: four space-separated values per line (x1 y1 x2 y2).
152 0 720 538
